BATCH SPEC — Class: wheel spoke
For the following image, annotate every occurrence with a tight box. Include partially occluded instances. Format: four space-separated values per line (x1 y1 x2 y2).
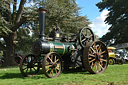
92 62 96 70
88 57 92 60
45 65 52 67
89 54 95 57
99 63 104 69
89 49 93 54
57 63 60 66
52 69 54 76
33 67 37 71
30 68 32 73
100 60 103 66
100 51 106 55
55 56 56 62
56 67 60 71
90 61 94 69
55 68 58 74
88 34 93 39
89 59 96 63
81 38 87 42
100 59 107 62
48 56 53 63
97 62 99 72
90 47 96 53
50 68 53 75
54 59 59 63
81 33 86 38
51 55 53 62
97 44 101 52
46 68 50 73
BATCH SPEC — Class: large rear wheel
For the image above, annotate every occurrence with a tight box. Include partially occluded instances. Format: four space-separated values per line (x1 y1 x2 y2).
83 41 108 74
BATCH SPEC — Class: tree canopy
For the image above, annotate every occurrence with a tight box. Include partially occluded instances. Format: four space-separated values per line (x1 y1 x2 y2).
96 0 128 45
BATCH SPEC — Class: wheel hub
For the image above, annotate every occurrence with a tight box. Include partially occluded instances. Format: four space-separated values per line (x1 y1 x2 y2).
27 62 34 68
51 63 57 68
95 53 100 61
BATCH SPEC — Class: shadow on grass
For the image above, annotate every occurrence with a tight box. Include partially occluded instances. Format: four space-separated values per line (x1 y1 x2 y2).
0 73 24 79
0 70 46 79
0 68 91 79
62 68 91 75
0 72 47 79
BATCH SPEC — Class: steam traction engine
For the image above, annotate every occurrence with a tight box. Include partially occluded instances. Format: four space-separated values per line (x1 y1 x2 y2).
19 7 109 78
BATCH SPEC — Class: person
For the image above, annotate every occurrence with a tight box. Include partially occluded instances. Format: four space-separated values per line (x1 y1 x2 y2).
49 25 58 38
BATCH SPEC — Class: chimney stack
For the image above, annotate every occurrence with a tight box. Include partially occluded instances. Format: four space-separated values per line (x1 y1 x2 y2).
38 7 47 41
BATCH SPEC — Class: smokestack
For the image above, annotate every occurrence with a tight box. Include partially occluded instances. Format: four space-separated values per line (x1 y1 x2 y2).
38 7 47 41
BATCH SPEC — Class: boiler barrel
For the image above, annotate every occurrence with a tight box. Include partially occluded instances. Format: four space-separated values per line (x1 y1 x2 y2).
33 40 74 56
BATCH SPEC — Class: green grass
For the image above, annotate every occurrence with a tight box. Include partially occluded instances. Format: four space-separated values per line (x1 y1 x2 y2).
0 64 128 85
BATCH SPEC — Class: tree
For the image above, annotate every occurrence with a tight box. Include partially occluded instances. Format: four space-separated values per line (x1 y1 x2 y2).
96 0 128 45
0 0 31 66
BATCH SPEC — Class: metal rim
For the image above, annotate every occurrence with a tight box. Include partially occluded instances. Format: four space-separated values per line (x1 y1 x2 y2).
79 27 94 48
42 52 62 78
83 41 108 74
108 59 115 65
20 54 40 77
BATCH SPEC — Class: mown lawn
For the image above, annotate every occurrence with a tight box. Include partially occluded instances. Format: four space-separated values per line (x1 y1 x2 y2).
0 64 128 85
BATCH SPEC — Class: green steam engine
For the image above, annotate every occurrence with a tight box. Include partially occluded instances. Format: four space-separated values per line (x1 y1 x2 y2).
19 7 109 78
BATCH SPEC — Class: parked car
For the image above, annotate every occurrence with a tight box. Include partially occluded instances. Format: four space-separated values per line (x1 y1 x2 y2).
107 47 124 65
116 48 128 62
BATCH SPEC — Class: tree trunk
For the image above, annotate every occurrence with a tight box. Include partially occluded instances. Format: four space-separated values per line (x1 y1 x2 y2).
3 33 16 66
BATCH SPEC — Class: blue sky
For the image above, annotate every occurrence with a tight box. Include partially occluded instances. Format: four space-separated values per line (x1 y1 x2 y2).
76 0 110 37
76 0 102 21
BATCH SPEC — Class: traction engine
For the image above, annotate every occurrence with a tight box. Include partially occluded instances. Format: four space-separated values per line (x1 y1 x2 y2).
19 7 109 78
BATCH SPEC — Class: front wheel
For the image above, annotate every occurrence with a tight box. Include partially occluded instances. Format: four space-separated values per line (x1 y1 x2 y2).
108 58 115 65
42 52 62 78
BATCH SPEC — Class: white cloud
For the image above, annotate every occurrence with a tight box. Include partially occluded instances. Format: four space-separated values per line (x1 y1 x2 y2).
89 10 111 38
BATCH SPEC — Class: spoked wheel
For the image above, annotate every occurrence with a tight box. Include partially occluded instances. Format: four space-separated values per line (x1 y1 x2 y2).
79 27 94 48
83 41 108 74
42 52 62 78
20 54 40 77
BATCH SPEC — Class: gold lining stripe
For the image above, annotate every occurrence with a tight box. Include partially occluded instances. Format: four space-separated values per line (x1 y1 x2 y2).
62 43 65 55
54 46 64 49
50 43 54 52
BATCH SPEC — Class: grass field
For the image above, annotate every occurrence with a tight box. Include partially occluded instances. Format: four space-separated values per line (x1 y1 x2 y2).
0 64 128 85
